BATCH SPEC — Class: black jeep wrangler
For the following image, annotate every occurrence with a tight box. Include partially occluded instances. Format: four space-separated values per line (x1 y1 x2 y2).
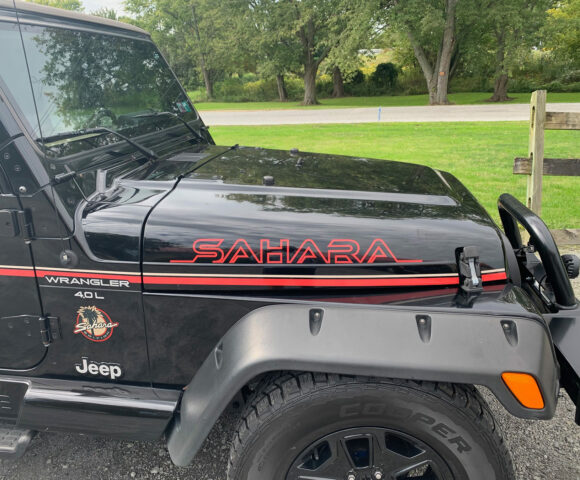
0 2 579 479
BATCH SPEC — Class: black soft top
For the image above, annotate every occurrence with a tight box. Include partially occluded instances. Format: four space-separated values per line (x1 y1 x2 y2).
0 0 149 37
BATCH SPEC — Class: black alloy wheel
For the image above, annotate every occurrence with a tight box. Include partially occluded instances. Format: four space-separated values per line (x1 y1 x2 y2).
286 426 451 480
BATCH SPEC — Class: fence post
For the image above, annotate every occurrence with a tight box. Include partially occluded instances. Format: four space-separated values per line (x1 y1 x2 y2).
526 90 546 214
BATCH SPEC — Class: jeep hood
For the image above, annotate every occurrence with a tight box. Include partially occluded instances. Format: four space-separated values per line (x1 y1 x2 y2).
134 146 507 292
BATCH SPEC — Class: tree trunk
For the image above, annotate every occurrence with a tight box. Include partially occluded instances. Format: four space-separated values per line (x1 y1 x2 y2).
202 67 213 100
191 4 213 100
487 30 513 102
332 66 345 98
406 0 457 106
427 79 437 105
489 73 512 102
297 18 324 105
276 74 288 102
302 64 319 105
433 0 458 105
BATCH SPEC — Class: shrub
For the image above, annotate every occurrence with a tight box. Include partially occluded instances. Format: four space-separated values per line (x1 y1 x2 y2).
188 88 208 103
560 70 580 84
285 77 305 101
316 77 333 97
564 82 580 92
198 76 305 102
449 76 493 93
243 79 278 102
397 68 427 95
539 80 566 92
371 63 398 91
505 77 537 93
213 78 245 102
348 69 365 85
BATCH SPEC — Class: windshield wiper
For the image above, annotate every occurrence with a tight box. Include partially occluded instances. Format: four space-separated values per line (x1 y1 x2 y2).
39 126 159 162
129 111 206 142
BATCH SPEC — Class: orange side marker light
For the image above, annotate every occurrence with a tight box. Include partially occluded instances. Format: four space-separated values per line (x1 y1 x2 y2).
501 372 544 409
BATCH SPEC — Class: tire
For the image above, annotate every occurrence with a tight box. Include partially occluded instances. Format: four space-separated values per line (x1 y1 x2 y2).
227 373 514 480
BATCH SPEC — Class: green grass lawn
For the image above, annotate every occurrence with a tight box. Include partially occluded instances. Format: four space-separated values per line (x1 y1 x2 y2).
192 92 580 111
210 122 580 229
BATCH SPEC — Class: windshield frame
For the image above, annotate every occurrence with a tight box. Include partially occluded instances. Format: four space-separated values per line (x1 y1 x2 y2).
3 10 200 160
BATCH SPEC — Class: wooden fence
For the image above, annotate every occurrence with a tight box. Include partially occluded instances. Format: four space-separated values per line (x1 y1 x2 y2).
513 90 580 215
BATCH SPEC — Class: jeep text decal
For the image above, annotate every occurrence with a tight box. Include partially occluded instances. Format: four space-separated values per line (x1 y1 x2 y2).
75 357 122 380
172 238 422 265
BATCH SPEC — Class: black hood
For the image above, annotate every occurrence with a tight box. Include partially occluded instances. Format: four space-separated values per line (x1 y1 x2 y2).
136 146 507 292
188 146 454 200
77 144 507 292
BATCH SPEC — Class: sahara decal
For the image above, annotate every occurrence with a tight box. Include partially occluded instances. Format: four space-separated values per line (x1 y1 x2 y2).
74 306 119 343
75 357 123 380
172 238 423 265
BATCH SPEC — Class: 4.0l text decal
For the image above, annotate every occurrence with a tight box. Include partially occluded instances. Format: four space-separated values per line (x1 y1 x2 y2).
172 238 422 265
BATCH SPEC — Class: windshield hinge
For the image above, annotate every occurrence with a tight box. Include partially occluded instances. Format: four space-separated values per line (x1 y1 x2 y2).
39 316 61 346
458 246 483 293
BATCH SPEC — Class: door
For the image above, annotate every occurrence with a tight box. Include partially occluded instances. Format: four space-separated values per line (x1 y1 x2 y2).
0 130 46 370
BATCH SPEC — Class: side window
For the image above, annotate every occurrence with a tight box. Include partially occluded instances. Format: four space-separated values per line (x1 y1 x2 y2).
0 20 41 137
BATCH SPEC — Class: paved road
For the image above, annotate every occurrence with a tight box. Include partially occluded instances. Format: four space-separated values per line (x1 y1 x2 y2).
1 249 579 480
200 102 580 125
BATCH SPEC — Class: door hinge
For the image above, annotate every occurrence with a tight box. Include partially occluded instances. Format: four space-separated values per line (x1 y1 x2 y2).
0 210 33 241
39 316 61 346
16 210 34 244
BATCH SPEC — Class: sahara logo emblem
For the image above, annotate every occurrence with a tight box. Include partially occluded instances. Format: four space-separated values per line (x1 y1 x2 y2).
74 306 119 342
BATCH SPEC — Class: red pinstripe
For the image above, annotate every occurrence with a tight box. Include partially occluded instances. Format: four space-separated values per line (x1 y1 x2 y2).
0 267 507 288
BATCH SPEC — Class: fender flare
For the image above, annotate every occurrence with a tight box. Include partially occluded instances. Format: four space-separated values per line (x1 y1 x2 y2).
167 302 559 466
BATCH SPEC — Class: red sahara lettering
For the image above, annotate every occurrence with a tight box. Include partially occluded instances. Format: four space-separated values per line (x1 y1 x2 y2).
172 238 422 265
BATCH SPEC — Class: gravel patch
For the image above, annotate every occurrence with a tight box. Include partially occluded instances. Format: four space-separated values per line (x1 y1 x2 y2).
1 249 579 480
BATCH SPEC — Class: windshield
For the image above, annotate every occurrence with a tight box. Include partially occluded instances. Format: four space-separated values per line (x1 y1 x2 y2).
4 22 197 156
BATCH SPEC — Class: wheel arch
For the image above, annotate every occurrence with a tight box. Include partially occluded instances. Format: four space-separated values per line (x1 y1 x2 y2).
167 302 559 466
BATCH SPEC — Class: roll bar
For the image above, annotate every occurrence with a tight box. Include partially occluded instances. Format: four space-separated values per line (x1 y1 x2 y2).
498 193 577 308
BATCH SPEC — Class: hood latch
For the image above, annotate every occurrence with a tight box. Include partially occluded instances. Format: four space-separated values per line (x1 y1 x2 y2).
458 246 483 293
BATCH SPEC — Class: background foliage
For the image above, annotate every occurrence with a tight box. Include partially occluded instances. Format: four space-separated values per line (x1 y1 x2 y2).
27 0 580 104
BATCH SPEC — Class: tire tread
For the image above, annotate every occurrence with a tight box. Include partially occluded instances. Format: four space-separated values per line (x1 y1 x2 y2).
227 372 514 479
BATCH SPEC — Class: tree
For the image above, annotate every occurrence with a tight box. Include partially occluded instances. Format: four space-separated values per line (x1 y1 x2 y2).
544 0 580 67
292 1 340 105
26 0 83 10
484 0 550 102
91 7 119 20
125 0 240 100
238 1 302 101
384 0 461 105
243 0 377 105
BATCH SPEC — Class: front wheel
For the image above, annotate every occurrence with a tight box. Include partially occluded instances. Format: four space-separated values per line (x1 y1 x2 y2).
227 373 514 480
